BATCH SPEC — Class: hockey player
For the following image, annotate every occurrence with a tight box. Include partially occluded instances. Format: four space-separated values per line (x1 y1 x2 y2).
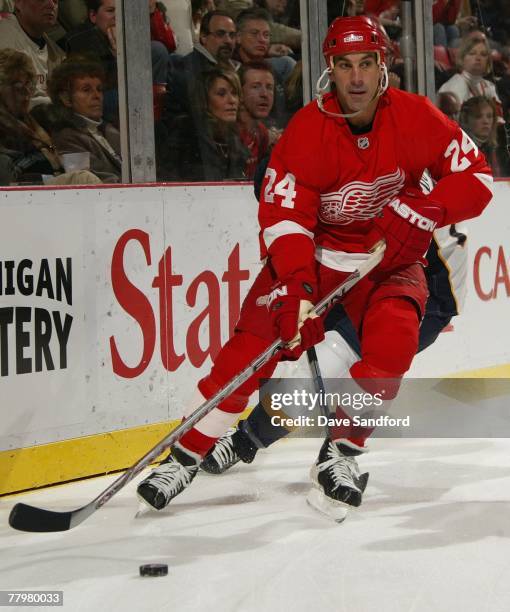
200 168 470 519
137 16 493 514
199 222 468 517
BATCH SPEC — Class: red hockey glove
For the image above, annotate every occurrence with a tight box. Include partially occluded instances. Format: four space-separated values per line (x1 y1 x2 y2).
368 188 445 273
267 279 324 360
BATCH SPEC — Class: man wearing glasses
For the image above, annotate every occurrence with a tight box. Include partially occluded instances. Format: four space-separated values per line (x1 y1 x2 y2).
168 9 240 114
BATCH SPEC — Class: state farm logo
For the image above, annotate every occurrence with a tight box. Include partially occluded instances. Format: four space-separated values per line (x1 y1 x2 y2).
344 34 364 43
319 168 405 225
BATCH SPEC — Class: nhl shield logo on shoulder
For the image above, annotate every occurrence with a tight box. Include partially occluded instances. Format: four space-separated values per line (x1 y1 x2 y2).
357 137 370 149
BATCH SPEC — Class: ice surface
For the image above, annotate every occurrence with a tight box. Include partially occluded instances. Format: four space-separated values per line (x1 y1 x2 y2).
1 438 510 612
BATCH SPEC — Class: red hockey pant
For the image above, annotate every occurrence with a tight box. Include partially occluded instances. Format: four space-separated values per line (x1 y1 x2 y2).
179 261 428 456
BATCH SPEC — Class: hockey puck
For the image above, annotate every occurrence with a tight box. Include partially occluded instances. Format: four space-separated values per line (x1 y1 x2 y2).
139 563 168 577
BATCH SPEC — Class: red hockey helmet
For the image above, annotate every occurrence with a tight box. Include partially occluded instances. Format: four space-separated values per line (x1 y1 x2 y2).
323 16 386 68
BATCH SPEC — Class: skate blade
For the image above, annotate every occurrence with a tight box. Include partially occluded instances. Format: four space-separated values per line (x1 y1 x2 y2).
306 487 349 523
134 501 153 518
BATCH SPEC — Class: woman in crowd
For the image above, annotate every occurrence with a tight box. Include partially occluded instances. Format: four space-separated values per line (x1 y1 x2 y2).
158 67 249 181
0 49 100 186
44 59 122 183
459 96 509 177
438 31 504 121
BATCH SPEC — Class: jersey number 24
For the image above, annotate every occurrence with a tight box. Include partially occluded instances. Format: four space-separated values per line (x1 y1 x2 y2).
264 168 297 209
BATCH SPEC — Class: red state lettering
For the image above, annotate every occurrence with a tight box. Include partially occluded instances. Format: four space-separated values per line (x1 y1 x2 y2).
152 247 185 372
222 243 250 337
186 271 221 367
110 229 156 378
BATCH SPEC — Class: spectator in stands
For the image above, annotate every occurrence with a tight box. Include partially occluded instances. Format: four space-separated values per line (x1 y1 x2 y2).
167 10 239 114
238 61 275 178
433 0 462 49
460 96 509 176
158 68 249 181
235 7 295 127
44 59 122 183
65 0 170 123
64 0 119 123
217 0 300 51
0 0 64 107
437 90 461 122
0 49 100 185
438 31 504 122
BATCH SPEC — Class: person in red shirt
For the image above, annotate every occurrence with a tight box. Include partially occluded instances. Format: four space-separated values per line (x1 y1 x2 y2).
149 0 176 54
238 61 275 178
137 16 493 517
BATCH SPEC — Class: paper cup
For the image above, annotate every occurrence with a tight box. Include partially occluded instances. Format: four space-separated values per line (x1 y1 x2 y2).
61 152 91 172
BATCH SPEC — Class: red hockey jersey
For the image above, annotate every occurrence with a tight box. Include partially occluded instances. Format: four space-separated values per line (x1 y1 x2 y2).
259 88 493 279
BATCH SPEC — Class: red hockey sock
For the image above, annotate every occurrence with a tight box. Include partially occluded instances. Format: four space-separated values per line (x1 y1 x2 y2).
178 331 279 456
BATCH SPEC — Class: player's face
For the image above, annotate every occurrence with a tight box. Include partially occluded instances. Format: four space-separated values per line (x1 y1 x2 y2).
207 77 239 122
462 42 489 77
242 69 274 119
201 16 237 61
331 52 381 124
69 76 104 121
90 0 116 36
237 19 270 59
467 104 494 140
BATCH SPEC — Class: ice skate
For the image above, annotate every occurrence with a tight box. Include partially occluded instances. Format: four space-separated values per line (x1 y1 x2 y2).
201 423 258 474
137 445 200 510
307 438 369 523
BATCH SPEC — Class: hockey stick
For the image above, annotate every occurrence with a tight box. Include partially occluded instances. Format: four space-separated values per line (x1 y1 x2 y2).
306 346 332 427
9 241 385 533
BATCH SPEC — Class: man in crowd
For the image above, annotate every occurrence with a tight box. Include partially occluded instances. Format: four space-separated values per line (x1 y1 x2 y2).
238 60 276 178
0 0 64 107
235 7 295 127
216 0 300 51
167 9 239 114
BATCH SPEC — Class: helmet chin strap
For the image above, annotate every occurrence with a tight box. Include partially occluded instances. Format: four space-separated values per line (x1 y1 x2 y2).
315 62 389 120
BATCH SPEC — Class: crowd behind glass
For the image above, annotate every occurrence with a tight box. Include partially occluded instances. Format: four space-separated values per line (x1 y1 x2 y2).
0 0 508 186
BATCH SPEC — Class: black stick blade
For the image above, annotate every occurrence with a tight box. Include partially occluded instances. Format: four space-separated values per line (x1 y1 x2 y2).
9 503 73 532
